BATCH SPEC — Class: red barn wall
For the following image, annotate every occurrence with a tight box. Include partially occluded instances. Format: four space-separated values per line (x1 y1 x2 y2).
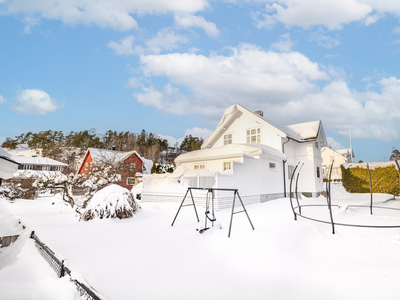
78 152 93 174
120 153 143 190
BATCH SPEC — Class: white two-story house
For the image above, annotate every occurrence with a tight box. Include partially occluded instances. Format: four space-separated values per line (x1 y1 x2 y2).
141 104 327 209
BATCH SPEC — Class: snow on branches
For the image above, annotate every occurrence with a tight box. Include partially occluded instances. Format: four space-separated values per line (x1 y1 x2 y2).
33 164 122 208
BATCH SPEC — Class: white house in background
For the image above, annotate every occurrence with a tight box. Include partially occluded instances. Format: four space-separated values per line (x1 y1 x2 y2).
141 104 327 209
0 147 20 184
321 147 354 180
11 156 69 178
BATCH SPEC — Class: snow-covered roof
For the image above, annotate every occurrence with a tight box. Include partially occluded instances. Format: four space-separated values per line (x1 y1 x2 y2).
343 161 399 170
0 147 11 158
11 156 68 167
336 148 355 158
176 143 287 163
286 120 328 147
0 147 20 179
202 104 286 149
78 148 153 174
202 103 327 149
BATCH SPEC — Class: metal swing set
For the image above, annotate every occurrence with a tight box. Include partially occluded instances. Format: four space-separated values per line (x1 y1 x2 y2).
171 187 255 238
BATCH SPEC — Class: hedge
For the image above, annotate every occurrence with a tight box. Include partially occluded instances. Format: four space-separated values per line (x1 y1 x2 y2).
341 165 400 196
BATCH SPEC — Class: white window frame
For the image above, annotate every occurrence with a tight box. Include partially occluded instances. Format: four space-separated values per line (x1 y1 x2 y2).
130 163 136 172
224 133 233 145
317 166 320 178
269 161 277 170
223 161 232 171
246 127 262 144
127 177 135 185
288 165 295 179
194 164 206 170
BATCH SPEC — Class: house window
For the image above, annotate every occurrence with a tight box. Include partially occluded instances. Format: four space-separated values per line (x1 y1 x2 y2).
90 162 93 169
130 163 136 172
85 162 88 171
127 177 135 185
269 162 276 170
288 165 295 179
223 161 232 171
194 164 205 170
24 165 33 170
247 128 261 144
42 165 50 171
224 133 233 145
317 166 320 178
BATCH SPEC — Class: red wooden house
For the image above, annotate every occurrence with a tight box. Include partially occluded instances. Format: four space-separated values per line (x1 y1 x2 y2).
77 148 153 190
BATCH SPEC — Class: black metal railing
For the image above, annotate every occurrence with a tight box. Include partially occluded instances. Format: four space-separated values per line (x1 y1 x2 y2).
30 231 104 300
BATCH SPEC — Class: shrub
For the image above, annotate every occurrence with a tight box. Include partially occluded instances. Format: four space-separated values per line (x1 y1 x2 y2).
0 178 36 201
341 165 400 195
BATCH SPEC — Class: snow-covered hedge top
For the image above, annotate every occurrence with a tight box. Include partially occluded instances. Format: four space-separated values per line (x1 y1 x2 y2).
343 161 399 170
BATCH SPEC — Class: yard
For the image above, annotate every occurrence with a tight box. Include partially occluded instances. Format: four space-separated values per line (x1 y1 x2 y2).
1 184 400 300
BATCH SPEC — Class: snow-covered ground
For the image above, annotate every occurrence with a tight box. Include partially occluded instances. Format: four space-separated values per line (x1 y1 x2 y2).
2 184 400 300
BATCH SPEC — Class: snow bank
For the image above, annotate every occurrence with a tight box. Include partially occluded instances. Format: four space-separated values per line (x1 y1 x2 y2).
80 184 140 220
343 161 399 170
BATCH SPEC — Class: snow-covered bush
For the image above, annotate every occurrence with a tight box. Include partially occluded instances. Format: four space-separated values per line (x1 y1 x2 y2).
80 185 140 221
151 163 175 174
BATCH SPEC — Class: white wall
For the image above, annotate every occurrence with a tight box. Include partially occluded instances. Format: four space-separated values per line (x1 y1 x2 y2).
212 109 284 151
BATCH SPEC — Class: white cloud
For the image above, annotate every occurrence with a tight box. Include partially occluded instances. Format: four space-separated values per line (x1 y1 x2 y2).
14 89 60 115
271 33 294 52
174 14 220 38
134 44 400 141
108 36 135 55
309 29 341 48
144 29 189 54
159 127 212 146
252 0 400 30
3 0 210 31
126 77 142 88
326 137 344 150
134 84 191 115
183 127 212 140
23 16 40 34
0 95 6 104
109 30 189 56
137 43 330 119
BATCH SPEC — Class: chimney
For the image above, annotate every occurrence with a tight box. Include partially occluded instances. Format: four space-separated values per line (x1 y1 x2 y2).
112 145 116 151
254 110 264 117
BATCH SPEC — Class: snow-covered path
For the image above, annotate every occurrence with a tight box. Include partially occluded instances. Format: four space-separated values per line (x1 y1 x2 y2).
2 186 400 300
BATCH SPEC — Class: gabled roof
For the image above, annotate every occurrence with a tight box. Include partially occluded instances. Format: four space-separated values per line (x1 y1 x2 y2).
336 148 355 159
201 104 287 149
286 120 328 147
0 147 20 166
202 104 328 149
176 143 287 163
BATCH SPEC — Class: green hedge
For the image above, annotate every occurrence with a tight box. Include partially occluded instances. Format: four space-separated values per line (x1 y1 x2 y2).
341 165 400 195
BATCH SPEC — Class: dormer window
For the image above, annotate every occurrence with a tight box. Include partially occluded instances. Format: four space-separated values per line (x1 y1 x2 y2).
224 133 233 145
247 128 261 144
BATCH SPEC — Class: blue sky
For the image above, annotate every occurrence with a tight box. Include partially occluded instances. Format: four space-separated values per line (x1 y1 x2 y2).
1 0 400 162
